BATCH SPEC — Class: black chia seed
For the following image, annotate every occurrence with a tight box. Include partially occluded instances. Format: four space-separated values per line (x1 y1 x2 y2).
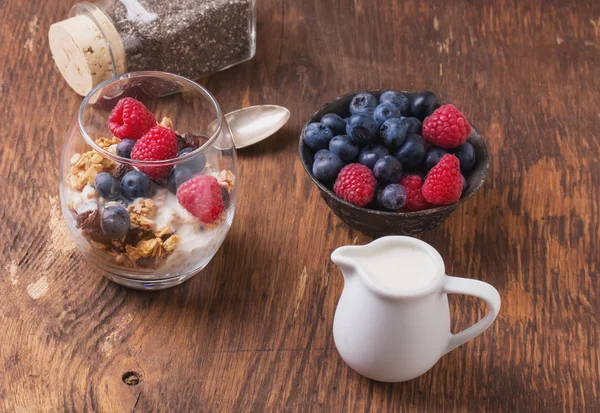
103 0 254 78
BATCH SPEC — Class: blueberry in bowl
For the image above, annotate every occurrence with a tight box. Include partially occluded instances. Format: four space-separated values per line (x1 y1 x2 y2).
373 102 401 125
358 144 389 170
350 92 378 115
303 122 334 150
345 113 379 143
320 113 347 136
312 150 344 181
393 134 426 169
329 135 359 163
298 90 489 237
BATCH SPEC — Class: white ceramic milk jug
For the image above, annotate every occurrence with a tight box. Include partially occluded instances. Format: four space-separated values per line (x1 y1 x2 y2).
331 236 501 383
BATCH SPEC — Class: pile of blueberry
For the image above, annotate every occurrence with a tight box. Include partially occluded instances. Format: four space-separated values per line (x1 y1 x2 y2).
303 91 477 212
92 170 150 239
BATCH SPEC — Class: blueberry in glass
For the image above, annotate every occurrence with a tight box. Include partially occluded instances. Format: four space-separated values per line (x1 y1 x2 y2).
116 138 137 158
95 172 121 200
100 204 130 240
120 170 151 199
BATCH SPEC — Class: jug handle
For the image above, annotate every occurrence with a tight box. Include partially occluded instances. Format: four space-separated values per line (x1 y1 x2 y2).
443 276 501 354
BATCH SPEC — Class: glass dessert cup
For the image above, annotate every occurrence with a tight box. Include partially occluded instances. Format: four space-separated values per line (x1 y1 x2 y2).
59 72 238 290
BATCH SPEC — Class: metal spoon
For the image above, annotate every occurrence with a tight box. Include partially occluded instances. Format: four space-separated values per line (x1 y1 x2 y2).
225 105 290 149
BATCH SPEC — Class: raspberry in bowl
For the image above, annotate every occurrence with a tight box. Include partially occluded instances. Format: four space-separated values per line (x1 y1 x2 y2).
60 72 238 289
298 90 489 237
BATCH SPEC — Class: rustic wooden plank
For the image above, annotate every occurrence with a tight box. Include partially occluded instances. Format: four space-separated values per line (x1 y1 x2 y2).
1 0 599 411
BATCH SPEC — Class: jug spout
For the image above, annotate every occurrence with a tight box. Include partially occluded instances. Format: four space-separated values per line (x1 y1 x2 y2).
331 245 358 281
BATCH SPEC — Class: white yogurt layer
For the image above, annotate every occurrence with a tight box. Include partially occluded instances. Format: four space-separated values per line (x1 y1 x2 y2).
152 188 198 230
67 184 99 212
151 189 230 276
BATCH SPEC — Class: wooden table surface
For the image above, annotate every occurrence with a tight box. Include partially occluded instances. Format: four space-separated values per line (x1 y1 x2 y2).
2 0 599 411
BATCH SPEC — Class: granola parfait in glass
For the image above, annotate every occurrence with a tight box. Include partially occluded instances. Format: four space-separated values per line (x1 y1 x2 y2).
60 72 238 290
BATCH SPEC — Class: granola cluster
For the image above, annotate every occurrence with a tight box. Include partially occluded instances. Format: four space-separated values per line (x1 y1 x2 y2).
159 116 173 129
95 136 121 149
217 170 236 192
128 198 158 231
68 150 115 191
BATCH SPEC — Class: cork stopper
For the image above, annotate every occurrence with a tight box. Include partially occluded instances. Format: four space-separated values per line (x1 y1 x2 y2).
49 10 126 96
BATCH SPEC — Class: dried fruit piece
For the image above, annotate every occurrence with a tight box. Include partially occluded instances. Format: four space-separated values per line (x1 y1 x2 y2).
111 164 134 181
76 209 107 242
76 209 99 229
136 257 157 268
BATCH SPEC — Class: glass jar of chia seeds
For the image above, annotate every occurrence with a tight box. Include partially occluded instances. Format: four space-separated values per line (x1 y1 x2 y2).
49 0 256 96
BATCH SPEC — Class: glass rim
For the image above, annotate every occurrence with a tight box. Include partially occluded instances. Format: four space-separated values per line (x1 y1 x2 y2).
78 71 224 167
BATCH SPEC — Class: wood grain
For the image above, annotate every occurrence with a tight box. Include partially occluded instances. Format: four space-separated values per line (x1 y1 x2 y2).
1 0 599 411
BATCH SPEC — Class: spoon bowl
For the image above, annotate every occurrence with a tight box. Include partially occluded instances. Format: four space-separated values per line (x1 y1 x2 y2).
225 105 290 149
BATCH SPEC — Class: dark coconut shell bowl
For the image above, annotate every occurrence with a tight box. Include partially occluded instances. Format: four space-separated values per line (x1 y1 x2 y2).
298 90 490 238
